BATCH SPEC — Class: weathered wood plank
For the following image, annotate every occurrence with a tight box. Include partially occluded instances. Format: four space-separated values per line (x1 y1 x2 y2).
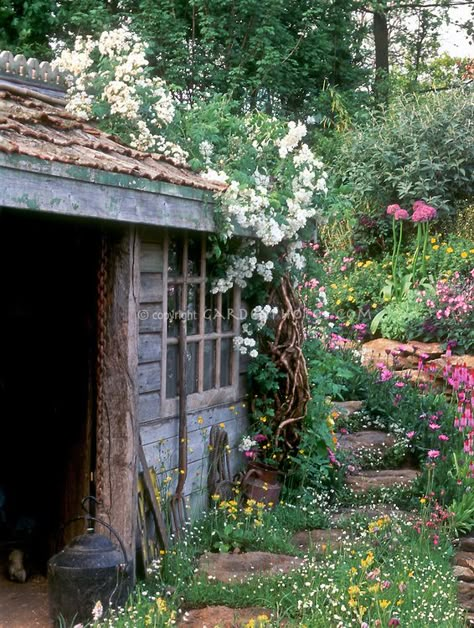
138 392 161 423
140 241 164 272
138 333 161 364
138 304 164 333
140 401 247 440
140 273 163 303
143 418 243 472
0 153 214 203
0 163 217 232
138 362 161 394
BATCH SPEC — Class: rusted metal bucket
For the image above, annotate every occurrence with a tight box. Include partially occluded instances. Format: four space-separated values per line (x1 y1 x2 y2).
241 462 282 506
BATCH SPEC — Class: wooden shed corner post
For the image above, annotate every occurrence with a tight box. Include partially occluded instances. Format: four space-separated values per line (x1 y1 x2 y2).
96 226 140 577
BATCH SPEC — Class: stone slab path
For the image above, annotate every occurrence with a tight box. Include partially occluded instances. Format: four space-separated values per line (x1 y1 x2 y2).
338 430 396 455
179 605 274 627
197 551 305 584
345 468 419 492
291 528 352 553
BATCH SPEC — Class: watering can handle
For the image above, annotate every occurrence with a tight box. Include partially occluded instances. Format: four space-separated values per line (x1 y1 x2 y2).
59 496 129 566
241 468 260 490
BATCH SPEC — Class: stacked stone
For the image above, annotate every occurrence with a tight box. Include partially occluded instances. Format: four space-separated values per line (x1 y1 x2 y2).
455 534 474 624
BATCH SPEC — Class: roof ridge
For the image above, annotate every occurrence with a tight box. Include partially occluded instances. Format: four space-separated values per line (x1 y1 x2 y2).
0 50 66 91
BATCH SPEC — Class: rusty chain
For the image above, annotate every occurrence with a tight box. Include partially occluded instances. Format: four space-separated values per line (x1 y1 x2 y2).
95 234 109 513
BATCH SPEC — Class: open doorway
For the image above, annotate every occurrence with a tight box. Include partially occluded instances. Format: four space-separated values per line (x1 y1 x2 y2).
0 209 100 625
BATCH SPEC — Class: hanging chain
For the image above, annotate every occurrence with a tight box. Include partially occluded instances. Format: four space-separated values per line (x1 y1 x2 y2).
95 234 109 510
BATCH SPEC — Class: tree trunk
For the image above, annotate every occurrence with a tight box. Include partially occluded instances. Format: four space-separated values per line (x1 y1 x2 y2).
373 10 390 104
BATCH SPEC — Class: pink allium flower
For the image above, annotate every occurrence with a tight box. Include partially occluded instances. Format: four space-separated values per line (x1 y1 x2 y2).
438 434 449 441
386 203 401 215
407 431 416 439
429 423 441 430
395 381 405 388
394 208 409 220
412 200 437 222
428 449 440 458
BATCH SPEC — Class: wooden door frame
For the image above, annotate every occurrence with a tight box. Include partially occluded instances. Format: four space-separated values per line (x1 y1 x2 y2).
95 226 140 576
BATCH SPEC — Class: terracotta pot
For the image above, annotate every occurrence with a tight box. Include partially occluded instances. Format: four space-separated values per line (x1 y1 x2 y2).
242 462 282 506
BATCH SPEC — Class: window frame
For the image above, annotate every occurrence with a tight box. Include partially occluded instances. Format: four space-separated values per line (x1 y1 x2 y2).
161 231 240 418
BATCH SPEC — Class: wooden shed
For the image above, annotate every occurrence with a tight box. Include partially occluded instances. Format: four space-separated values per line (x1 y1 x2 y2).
0 53 248 618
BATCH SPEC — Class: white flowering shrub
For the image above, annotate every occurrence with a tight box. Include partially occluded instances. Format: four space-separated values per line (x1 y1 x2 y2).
233 306 278 357
54 26 188 163
220 120 328 246
56 35 328 362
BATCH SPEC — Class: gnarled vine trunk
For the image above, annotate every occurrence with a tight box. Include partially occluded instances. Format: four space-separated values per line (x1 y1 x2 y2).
268 273 310 451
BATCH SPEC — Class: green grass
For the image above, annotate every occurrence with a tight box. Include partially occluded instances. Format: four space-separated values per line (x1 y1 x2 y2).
91 490 465 628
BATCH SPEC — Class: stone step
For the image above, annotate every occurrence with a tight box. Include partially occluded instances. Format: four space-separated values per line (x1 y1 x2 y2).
329 505 415 526
332 400 364 417
361 339 444 370
345 468 419 493
337 430 395 455
197 551 304 584
179 606 274 627
291 528 353 553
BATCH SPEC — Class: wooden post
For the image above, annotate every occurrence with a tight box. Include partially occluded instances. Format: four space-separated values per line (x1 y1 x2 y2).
96 226 140 574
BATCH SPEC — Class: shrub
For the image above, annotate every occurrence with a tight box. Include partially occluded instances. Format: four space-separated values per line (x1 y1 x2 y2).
333 88 474 216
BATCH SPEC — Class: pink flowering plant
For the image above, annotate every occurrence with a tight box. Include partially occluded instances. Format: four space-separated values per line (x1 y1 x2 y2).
418 270 474 353
410 200 438 281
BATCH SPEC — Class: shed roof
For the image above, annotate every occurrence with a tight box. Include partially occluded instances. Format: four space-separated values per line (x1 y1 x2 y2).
0 86 225 193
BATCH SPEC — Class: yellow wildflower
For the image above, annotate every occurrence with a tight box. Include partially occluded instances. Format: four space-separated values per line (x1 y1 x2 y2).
461 251 468 259
446 247 454 253
156 597 167 613
360 551 374 569
379 599 390 609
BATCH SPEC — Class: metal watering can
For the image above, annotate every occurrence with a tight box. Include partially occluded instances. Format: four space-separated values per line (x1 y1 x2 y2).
48 497 131 626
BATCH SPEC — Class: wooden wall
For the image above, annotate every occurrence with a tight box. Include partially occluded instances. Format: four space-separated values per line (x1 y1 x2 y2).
137 229 248 516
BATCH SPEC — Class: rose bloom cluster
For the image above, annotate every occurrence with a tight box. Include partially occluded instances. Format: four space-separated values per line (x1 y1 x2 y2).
54 26 187 164
222 121 327 247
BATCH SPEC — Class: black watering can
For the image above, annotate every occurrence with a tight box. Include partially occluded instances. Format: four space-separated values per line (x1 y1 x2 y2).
48 497 131 626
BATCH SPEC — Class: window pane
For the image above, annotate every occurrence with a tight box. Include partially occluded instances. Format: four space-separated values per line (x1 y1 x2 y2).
186 285 199 335
166 344 178 399
187 237 202 277
205 292 217 333
168 236 183 276
186 342 199 394
167 285 182 338
220 338 232 387
203 340 216 390
221 291 234 332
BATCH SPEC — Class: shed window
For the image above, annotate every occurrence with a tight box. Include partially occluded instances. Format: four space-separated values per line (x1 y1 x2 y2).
162 232 240 416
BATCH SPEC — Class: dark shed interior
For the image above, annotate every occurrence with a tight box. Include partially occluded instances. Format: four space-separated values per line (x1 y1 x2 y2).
0 209 100 582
